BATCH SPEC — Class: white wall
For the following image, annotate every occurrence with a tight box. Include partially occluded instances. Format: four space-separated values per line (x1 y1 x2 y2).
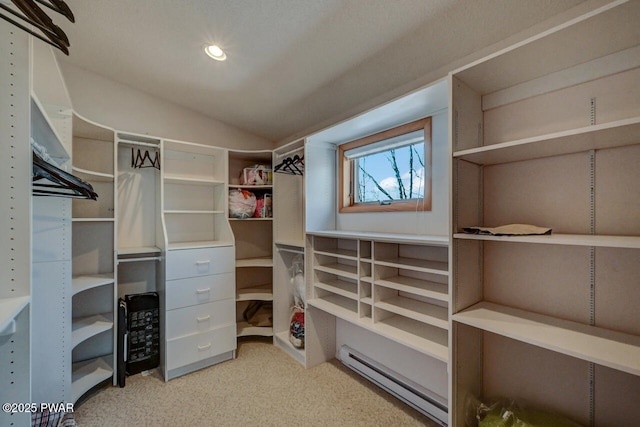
335 110 449 236
58 61 273 150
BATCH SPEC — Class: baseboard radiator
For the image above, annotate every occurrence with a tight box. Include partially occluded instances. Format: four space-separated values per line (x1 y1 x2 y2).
339 345 448 426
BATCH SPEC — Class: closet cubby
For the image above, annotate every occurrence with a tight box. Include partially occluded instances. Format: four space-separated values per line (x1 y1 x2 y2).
71 115 117 399
228 150 274 338
308 232 449 362
117 132 161 256
272 140 307 364
450 2 640 425
163 140 231 250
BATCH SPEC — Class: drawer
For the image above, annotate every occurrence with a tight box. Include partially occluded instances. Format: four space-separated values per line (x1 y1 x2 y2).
166 246 235 280
166 324 236 370
165 299 235 340
166 273 235 310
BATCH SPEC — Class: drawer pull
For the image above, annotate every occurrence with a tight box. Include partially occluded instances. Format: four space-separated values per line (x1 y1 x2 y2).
198 343 212 351
196 315 211 322
195 260 211 265
196 288 211 294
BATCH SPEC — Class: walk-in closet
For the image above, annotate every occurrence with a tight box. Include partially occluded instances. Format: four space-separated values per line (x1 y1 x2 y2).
1 1 639 426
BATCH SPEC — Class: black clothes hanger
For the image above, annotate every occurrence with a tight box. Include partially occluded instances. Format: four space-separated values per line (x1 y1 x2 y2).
32 151 98 200
34 0 74 23
0 0 73 55
274 155 304 175
131 147 161 170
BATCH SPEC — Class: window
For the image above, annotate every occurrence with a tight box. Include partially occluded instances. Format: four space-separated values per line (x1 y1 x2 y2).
339 117 431 213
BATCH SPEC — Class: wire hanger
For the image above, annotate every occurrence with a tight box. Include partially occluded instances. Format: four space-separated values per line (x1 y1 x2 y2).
32 150 98 200
0 0 74 55
131 147 161 170
274 155 304 176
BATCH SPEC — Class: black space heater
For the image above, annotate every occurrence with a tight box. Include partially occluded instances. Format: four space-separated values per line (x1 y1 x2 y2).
117 292 160 387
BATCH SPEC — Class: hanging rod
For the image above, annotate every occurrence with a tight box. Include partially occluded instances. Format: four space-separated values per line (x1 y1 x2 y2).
277 247 305 255
118 139 160 149
117 256 162 264
276 145 304 159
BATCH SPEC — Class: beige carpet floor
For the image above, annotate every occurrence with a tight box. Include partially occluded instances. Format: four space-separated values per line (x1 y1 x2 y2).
74 339 441 426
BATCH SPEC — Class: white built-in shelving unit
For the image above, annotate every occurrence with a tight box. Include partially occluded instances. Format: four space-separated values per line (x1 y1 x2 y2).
160 140 236 380
29 40 76 414
71 114 117 402
272 139 307 364
1 22 35 426
228 150 275 338
450 1 640 425
308 231 449 363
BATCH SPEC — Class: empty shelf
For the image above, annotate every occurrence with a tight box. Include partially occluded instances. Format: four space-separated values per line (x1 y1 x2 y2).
72 313 114 348
236 285 273 301
376 276 448 302
453 301 640 376
72 274 115 295
314 278 358 300
72 356 113 403
376 296 448 330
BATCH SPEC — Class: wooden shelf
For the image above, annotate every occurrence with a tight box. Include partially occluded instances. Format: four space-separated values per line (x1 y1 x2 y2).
118 246 161 256
73 167 114 182
308 297 359 322
31 95 68 160
71 356 113 403
163 175 224 186
375 257 448 276
72 274 114 296
453 302 640 376
229 217 273 221
166 240 233 251
0 296 30 333
72 218 115 222
309 297 448 362
315 278 358 300
72 313 114 348
164 210 224 215
237 321 274 337
376 276 448 302
314 263 358 280
454 117 640 165
236 285 273 301
452 1 640 95
374 316 448 362
274 331 305 365
314 247 358 260
308 230 449 246
376 296 448 330
454 232 640 249
236 257 273 268
229 184 273 190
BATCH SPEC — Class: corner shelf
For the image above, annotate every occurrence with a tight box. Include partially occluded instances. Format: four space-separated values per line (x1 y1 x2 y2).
228 150 274 340
71 356 113 403
72 274 115 296
0 296 30 333
72 313 114 348
237 322 273 337
236 285 273 302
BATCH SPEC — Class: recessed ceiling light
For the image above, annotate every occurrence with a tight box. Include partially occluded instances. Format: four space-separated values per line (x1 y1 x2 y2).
204 44 226 61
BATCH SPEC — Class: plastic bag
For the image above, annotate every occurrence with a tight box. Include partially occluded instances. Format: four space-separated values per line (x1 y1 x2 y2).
289 254 305 306
470 397 584 427
289 306 304 348
229 189 256 219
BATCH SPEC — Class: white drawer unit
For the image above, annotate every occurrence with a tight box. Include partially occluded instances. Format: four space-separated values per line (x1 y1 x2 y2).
165 324 236 370
165 299 235 340
163 245 236 380
166 246 235 280
165 273 235 310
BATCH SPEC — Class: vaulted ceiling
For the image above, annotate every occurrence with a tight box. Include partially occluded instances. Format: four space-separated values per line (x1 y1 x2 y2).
55 0 586 142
